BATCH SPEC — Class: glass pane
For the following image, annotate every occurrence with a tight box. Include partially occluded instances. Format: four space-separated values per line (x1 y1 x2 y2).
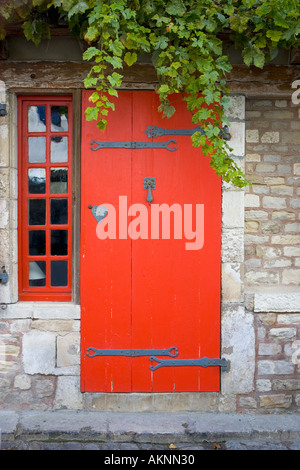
28 137 46 163
50 168 68 194
28 168 46 194
51 230 68 256
51 260 68 286
29 261 46 287
51 106 68 132
50 198 68 225
28 199 46 225
29 230 46 255
50 136 68 163
28 106 46 132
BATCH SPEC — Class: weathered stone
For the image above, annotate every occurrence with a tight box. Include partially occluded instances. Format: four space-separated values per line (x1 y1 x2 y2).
282 269 300 285
13 374 31 390
246 153 261 162
244 193 260 207
261 132 279 143
294 163 300 175
228 121 245 157
270 185 293 196
285 223 300 233
269 328 297 339
245 221 260 232
254 292 300 313
239 397 257 408
256 379 272 392
0 124 9 167
271 235 300 245
245 271 279 285
0 199 9 229
222 191 244 228
54 376 83 410
272 211 295 220
258 343 282 356
256 246 281 259
221 228 244 263
257 360 295 375
222 263 243 303
226 95 245 121
246 129 259 143
221 305 255 394
245 210 268 220
35 378 55 398
277 314 300 325
273 379 300 391
259 394 292 408
57 332 80 367
23 330 56 375
262 196 286 209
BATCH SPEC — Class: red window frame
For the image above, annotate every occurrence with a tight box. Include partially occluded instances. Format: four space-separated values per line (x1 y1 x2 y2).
18 95 73 301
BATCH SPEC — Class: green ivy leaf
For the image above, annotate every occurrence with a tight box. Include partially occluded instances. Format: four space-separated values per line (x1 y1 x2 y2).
124 51 137 66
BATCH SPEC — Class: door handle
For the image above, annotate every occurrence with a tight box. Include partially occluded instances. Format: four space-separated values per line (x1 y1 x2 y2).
144 177 156 204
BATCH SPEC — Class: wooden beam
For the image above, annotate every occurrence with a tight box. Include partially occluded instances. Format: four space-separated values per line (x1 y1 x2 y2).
0 61 299 97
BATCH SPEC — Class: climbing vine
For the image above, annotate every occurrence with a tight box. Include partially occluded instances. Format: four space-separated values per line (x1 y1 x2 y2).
0 0 299 187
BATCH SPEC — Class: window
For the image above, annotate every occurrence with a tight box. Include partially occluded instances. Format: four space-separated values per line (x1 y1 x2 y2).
18 96 73 301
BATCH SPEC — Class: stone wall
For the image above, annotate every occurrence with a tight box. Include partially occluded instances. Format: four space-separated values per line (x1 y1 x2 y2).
245 98 300 286
0 76 299 414
240 97 300 413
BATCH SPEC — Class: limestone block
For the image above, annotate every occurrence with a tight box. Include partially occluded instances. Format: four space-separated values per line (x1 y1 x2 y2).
227 121 245 156
277 314 300 324
0 229 9 265
0 125 9 167
257 360 295 375
244 193 260 207
225 95 245 121
254 292 300 313
23 330 56 375
5 302 81 320
256 379 272 392
259 394 292 409
221 305 255 394
0 199 9 228
14 374 31 390
221 228 244 263
282 269 300 285
222 263 243 303
261 132 279 143
54 375 83 410
0 168 9 198
269 328 297 339
246 129 259 143
262 196 286 209
222 191 244 228
294 163 300 176
258 343 282 356
57 332 80 367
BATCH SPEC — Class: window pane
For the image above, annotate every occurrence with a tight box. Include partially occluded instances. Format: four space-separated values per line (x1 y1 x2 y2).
28 106 46 132
51 106 68 132
29 261 46 286
28 137 46 163
51 230 68 256
29 230 46 255
50 198 68 225
50 168 68 194
28 168 46 194
51 260 68 286
50 136 68 163
28 199 46 225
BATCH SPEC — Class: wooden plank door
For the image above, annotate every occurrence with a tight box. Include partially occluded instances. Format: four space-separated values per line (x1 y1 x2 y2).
81 90 221 393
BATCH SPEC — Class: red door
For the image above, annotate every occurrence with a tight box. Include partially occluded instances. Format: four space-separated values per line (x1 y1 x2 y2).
81 90 221 392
